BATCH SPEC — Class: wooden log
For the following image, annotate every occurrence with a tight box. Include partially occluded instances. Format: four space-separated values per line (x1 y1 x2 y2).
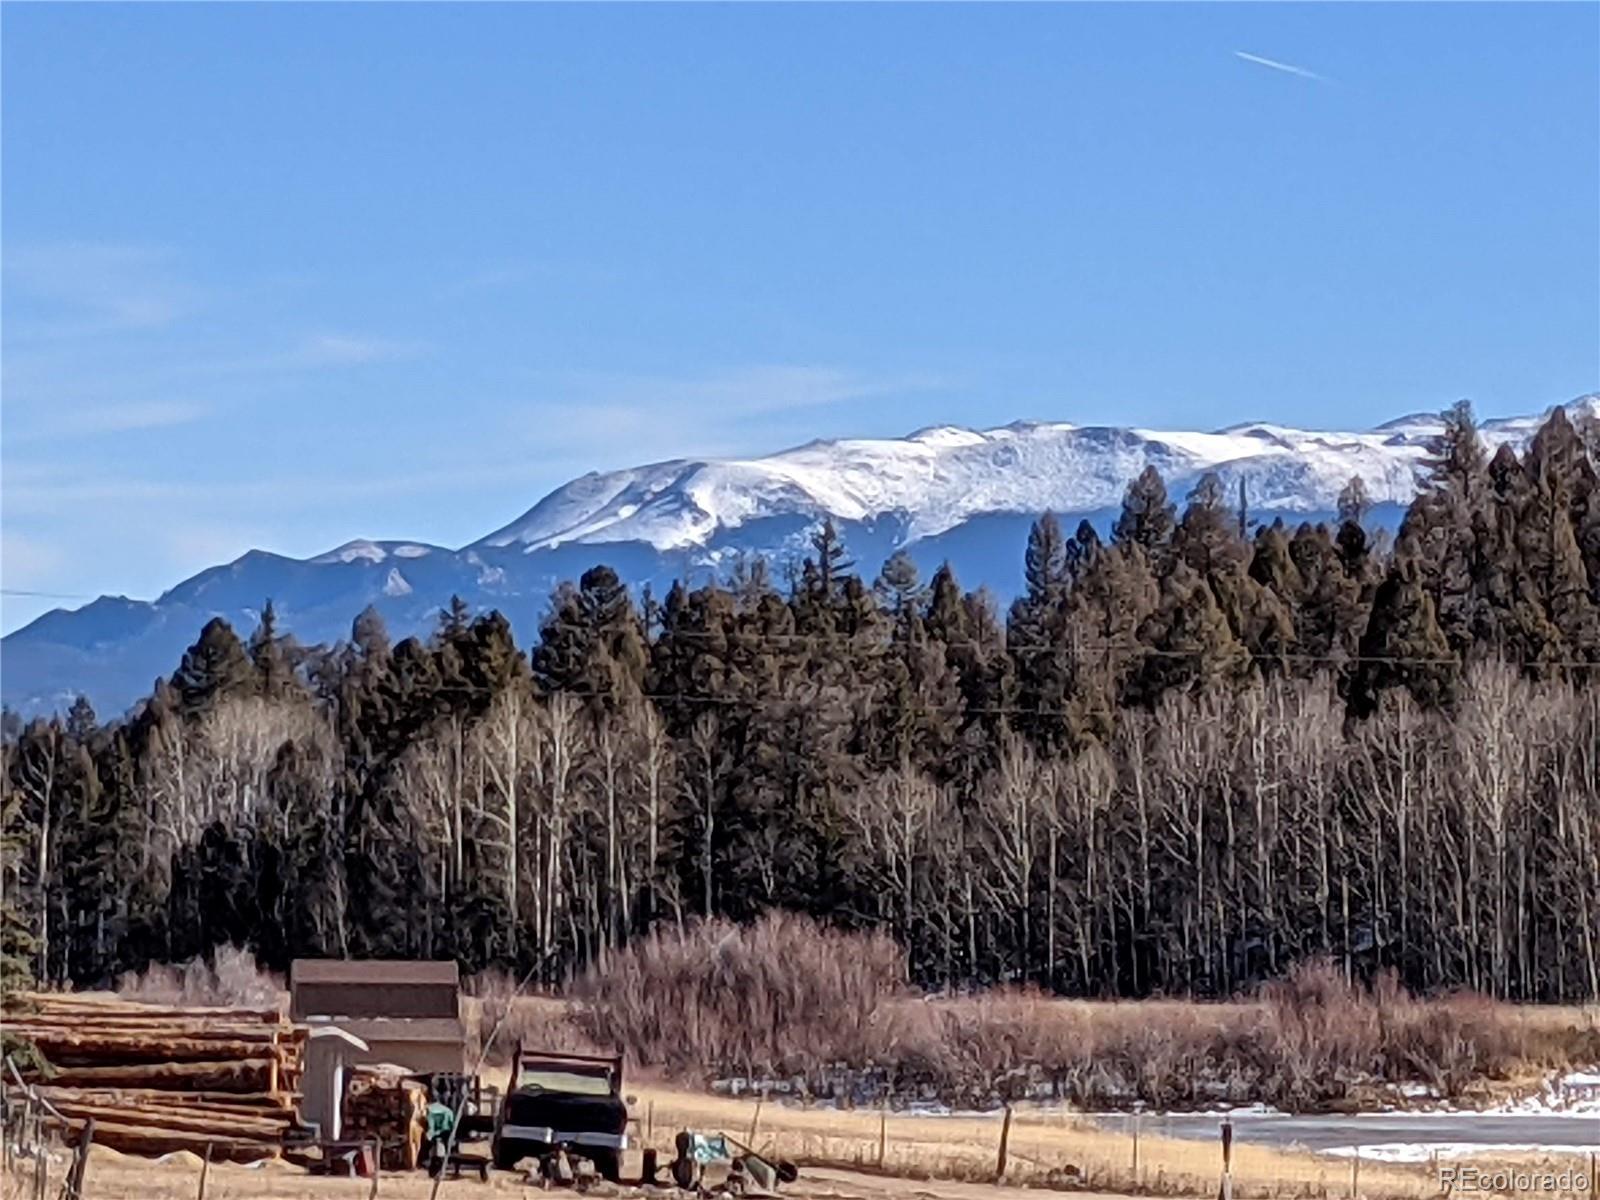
53 1103 291 1132
37 1087 295 1113
5 1022 284 1042
45 1100 287 1139
26 1058 276 1093
17 1035 279 1066
7 1017 286 1033
9 996 283 1022
57 1118 279 1164
40 1089 295 1117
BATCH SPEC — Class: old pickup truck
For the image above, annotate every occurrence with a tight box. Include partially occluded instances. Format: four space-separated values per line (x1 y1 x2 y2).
491 1048 630 1177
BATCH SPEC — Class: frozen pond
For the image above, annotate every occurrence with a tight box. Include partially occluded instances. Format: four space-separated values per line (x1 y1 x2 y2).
1093 1110 1600 1162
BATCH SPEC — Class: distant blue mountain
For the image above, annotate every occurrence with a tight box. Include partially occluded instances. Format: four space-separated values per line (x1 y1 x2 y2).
5 396 1591 718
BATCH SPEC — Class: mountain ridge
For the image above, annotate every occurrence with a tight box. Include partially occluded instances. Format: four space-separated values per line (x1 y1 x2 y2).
6 394 1596 718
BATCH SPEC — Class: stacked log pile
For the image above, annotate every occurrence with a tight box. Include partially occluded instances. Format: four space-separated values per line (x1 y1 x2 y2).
3 993 304 1162
342 1067 427 1171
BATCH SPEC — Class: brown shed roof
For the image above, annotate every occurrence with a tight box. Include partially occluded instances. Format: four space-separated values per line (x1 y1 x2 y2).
291 959 459 986
305 1017 466 1045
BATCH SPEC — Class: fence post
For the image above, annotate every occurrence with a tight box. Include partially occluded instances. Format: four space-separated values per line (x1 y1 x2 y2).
31 1115 47 1200
748 1095 764 1149
877 1101 888 1169
1218 1119 1233 1200
647 1100 655 1144
1349 1148 1359 1200
1131 1113 1140 1188
65 1117 95 1200
995 1104 1013 1182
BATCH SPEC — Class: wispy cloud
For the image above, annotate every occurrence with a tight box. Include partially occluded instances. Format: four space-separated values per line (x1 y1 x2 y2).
2 460 552 516
8 399 210 443
3 242 200 334
1234 50 1325 83
280 333 427 368
517 364 955 462
551 363 949 419
0 531 66 589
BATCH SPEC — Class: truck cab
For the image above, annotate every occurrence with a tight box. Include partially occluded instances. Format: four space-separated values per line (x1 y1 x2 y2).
491 1048 629 1178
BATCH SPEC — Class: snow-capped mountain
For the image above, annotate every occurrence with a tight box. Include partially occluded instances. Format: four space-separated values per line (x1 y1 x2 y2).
5 395 1596 717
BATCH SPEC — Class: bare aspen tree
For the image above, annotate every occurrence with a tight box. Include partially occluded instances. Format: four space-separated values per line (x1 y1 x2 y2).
637 703 673 926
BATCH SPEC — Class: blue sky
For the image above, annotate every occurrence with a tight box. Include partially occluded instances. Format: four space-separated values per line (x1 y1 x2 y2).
3 3 1597 633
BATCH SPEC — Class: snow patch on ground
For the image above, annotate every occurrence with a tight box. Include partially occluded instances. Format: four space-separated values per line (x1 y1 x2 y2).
1324 1142 1587 1164
1479 1069 1600 1117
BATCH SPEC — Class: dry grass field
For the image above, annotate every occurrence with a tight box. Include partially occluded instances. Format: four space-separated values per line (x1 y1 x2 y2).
619 1082 1451 1200
9 969 1591 1200
3 1153 1154 1200
6 1090 1594 1200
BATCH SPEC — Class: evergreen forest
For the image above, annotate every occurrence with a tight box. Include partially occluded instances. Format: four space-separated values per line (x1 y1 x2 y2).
5 402 1599 1003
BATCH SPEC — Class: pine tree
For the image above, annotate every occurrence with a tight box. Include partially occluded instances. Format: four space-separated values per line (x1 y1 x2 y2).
171 618 254 719
1062 542 1159 735
1132 562 1248 702
1400 401 1498 655
249 600 303 700
1347 555 1457 718
1023 513 1069 605
1520 413 1600 665
65 695 97 744
1278 523 1363 667
1337 476 1371 528
875 551 923 615
534 566 647 711
352 605 392 662
1009 515 1076 751
1068 520 1102 584
1112 466 1177 554
0 784 37 999
794 520 855 633
1174 471 1245 577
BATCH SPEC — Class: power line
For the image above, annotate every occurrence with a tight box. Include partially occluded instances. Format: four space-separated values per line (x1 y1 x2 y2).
0 588 96 600
524 617 1585 668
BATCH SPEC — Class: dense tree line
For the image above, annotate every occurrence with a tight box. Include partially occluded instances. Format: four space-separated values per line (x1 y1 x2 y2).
4 403 1599 1001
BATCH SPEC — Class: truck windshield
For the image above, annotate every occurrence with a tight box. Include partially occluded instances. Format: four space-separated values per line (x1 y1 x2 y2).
516 1069 613 1096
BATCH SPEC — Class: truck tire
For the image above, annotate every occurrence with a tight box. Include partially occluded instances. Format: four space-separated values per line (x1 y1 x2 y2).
589 1148 621 1182
493 1140 531 1172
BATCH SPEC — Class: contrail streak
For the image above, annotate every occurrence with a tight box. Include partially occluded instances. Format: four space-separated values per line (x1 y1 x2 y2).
1234 50 1325 82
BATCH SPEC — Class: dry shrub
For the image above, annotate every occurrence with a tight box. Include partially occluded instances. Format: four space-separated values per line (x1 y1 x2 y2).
918 994 1257 1110
576 912 906 1084
1252 960 1597 1108
1256 959 1381 1108
580 922 1587 1112
464 969 601 1066
1365 971 1587 1096
116 945 282 1010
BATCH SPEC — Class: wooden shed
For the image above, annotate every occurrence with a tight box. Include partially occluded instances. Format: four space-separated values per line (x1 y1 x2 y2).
290 960 465 1075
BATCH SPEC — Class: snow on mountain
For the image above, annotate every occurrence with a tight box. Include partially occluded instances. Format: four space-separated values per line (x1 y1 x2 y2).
6 394 1596 718
310 539 440 565
475 404 1563 555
